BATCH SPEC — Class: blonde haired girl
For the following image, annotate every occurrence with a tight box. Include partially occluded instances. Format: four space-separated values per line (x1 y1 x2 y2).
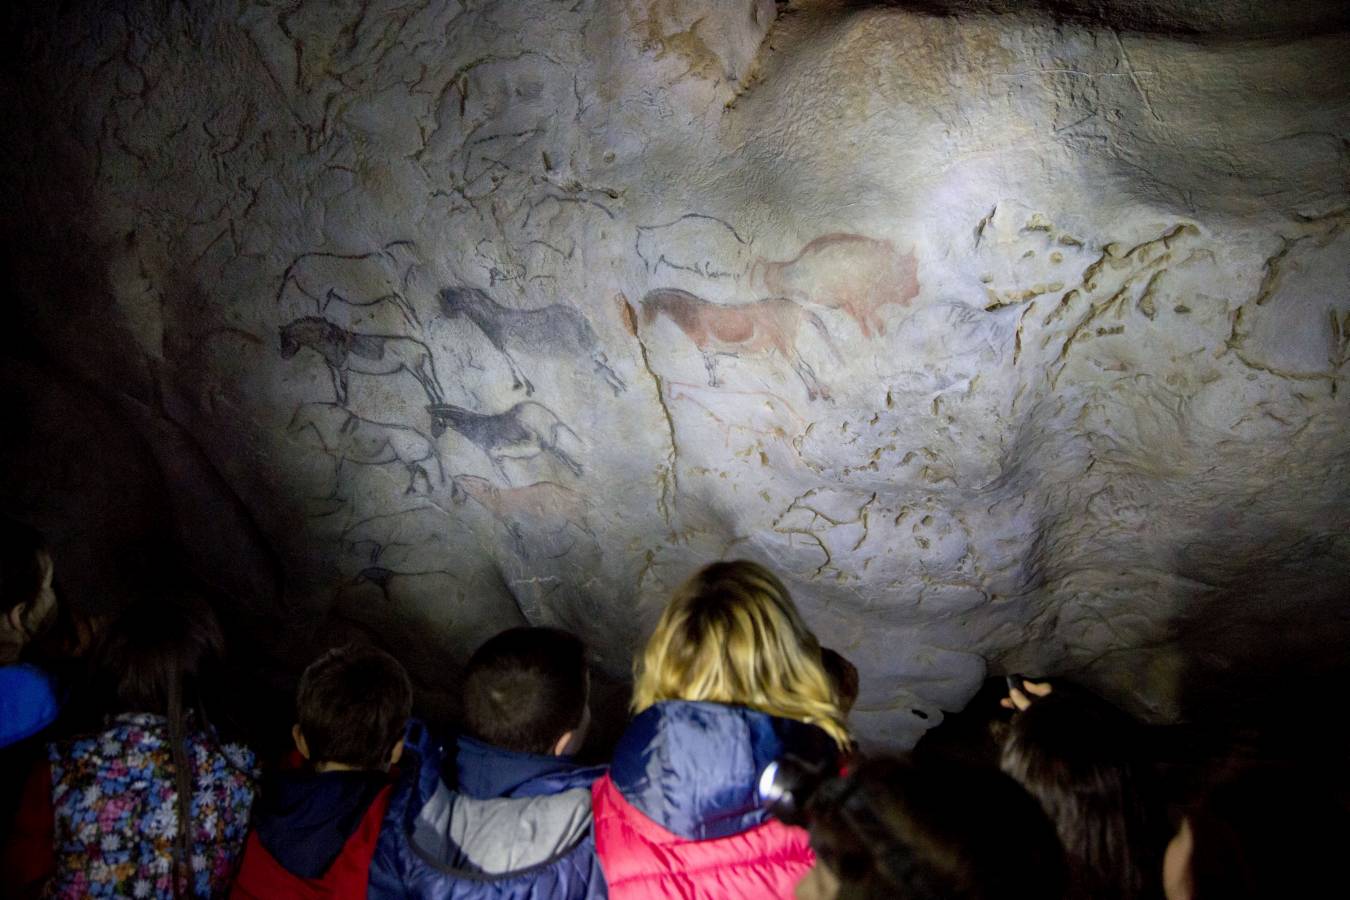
592 560 849 899
631 560 849 748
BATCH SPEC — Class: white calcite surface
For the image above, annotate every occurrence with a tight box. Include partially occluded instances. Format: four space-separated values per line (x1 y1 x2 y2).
4 1 1349 747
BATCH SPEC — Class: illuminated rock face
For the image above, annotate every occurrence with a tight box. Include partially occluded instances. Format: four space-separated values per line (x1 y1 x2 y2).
4 1 1349 746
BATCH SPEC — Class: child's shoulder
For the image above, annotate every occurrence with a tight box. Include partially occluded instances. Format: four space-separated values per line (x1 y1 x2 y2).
0 663 60 748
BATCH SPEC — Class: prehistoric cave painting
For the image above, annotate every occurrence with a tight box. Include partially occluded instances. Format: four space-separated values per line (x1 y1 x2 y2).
288 402 442 495
277 242 422 327
340 505 455 574
279 316 445 405
426 401 583 481
438 286 626 396
750 233 921 338
639 288 839 401
450 474 595 558
635 213 751 280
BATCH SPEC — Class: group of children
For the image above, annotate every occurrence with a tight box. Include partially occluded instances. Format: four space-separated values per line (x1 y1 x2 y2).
1 516 1344 899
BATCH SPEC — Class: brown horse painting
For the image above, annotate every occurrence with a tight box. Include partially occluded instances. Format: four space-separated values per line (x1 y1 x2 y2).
751 233 920 338
639 289 839 401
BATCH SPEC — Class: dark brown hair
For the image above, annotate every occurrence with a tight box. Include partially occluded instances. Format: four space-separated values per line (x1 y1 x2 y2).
462 627 588 755
95 594 227 897
296 644 412 770
821 647 860 715
807 755 1066 900
1000 694 1163 900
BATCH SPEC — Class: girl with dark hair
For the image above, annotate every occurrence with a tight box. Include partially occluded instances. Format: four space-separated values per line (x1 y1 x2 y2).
1 595 257 898
999 682 1165 900
795 755 1067 900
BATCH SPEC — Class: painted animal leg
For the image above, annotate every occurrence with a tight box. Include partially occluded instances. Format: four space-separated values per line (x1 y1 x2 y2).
592 351 627 395
702 352 721 387
329 365 349 404
410 358 443 405
394 293 421 328
547 444 584 477
406 463 432 495
791 357 830 402
503 350 535 396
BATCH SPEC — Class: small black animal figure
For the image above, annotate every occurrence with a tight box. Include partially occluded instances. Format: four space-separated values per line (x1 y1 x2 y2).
426 401 583 481
438 286 626 396
279 316 444 404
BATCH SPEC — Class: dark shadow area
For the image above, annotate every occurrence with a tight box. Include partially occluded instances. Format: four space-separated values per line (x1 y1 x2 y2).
817 0 1350 38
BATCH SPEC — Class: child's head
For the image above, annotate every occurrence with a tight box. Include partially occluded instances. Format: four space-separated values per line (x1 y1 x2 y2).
295 644 413 772
797 755 1066 900
462 626 591 757
632 559 849 748
97 592 224 716
0 516 57 662
821 647 860 716
1000 693 1160 900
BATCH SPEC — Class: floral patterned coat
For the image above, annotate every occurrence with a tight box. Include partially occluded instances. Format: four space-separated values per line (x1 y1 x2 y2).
44 712 257 899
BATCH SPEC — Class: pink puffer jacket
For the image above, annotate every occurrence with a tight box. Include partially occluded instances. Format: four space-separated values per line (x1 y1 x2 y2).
591 701 834 900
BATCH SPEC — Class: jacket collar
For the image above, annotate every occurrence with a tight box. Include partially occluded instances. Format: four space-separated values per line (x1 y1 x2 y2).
453 734 604 799
610 700 836 841
257 769 390 878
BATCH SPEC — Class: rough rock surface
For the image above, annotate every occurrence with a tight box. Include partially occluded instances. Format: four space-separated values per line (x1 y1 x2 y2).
3 0 1348 747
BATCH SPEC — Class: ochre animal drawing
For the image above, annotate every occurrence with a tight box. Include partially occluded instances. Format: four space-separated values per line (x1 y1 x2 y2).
751 233 920 337
288 402 442 494
426 401 583 480
438 286 626 395
277 242 421 327
450 474 593 557
639 288 839 401
279 316 445 404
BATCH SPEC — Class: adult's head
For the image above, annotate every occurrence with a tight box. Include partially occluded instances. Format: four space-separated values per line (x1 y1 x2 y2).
797 755 1066 900
0 516 57 663
1164 764 1347 900
632 559 849 749
999 693 1161 900
462 626 591 757
294 643 413 772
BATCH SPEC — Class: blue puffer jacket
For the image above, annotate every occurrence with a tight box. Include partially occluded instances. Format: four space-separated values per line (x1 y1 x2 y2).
453 734 606 801
368 722 607 899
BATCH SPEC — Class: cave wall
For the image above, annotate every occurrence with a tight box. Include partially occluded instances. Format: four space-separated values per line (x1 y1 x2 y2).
3 0 1348 747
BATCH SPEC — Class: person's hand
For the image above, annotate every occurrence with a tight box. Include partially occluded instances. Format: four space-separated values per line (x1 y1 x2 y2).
1001 678 1053 711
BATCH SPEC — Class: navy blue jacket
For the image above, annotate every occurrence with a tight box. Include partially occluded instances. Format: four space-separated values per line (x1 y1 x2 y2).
368 723 606 899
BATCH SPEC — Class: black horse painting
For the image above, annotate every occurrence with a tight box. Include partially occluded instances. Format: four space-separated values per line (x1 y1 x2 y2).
438 286 626 396
279 316 445 405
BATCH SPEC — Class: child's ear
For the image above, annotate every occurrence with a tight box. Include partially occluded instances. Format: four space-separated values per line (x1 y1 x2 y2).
388 739 404 767
292 724 311 760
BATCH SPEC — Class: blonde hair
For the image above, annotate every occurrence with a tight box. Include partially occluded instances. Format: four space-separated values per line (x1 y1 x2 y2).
632 560 850 748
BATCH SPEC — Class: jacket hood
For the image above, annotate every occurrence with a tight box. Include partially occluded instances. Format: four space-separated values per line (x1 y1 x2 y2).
610 700 838 841
255 769 390 878
412 780 593 876
453 734 605 799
